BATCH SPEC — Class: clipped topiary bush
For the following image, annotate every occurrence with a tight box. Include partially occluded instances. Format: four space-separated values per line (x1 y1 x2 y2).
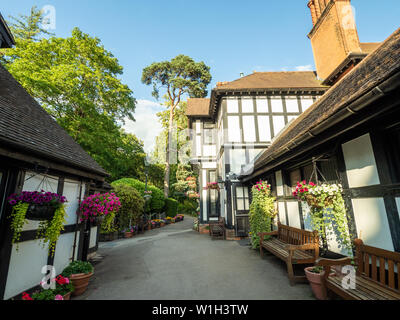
112 183 145 231
112 178 165 213
165 198 178 217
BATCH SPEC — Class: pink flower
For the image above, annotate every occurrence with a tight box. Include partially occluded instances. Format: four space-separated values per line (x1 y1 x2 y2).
54 295 64 300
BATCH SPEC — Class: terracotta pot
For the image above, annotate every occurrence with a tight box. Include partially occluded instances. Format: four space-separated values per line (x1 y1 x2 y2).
124 232 133 238
304 267 333 300
63 292 71 300
70 272 93 296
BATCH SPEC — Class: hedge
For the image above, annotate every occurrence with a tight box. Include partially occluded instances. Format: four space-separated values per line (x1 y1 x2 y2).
165 198 178 218
111 178 165 213
112 183 144 230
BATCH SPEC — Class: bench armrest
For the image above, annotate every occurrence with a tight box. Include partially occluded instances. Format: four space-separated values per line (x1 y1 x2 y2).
316 257 354 267
285 243 318 251
258 231 278 238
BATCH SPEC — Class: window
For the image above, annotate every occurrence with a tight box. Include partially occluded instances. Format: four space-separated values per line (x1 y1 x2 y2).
256 98 269 113
289 169 302 193
227 116 241 142
203 129 215 144
242 116 256 142
236 186 250 211
384 126 400 183
241 97 254 113
285 98 299 113
258 116 271 142
273 116 286 136
271 97 284 113
227 99 239 113
208 171 219 218
301 97 314 111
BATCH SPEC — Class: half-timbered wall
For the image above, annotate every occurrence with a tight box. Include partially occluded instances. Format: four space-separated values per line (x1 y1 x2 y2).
2 171 87 299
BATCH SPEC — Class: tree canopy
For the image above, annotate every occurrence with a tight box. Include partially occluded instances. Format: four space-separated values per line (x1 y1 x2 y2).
1 8 145 182
142 55 211 197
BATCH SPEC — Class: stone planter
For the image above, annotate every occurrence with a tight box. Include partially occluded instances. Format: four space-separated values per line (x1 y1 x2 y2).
304 267 333 300
70 272 93 296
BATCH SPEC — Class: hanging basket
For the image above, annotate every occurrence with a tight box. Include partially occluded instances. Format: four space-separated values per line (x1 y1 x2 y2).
25 203 58 221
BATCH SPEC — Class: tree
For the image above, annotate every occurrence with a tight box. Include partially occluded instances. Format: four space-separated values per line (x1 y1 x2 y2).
7 6 53 41
142 55 211 197
2 8 141 181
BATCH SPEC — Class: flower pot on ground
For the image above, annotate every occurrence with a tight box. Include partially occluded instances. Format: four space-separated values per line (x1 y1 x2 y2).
124 231 133 238
304 266 333 300
62 261 94 297
53 275 74 298
63 292 71 300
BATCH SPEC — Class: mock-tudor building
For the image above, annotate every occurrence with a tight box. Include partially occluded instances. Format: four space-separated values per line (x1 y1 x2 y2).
186 0 391 241
0 14 108 299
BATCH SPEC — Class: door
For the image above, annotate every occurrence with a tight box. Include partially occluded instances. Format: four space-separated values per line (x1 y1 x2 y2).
207 170 220 218
233 185 250 236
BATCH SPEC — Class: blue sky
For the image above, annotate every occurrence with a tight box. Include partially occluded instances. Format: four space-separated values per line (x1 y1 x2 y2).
2 0 399 152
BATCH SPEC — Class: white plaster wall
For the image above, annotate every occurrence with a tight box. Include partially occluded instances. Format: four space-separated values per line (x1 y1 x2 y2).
202 162 217 169
22 173 59 231
286 201 301 229
352 198 394 251
275 171 284 196
89 226 98 248
63 180 82 225
278 202 287 225
4 240 49 299
342 134 380 188
53 233 75 277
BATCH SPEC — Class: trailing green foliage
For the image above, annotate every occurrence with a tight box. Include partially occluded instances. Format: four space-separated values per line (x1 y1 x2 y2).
178 199 198 216
294 182 353 255
36 205 67 256
9 202 30 247
165 198 178 218
111 178 165 212
112 183 144 230
249 181 276 249
99 211 117 234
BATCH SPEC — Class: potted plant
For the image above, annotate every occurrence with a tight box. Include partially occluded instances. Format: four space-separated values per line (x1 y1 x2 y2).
123 226 135 238
22 290 65 301
7 190 68 255
204 182 220 191
293 181 353 255
62 261 94 297
304 266 333 300
54 275 74 300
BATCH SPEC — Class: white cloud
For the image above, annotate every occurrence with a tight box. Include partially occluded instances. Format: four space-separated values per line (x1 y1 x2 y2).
295 65 313 71
123 99 164 154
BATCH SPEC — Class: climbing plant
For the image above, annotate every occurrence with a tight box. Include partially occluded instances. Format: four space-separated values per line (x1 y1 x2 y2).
293 181 353 255
249 180 276 249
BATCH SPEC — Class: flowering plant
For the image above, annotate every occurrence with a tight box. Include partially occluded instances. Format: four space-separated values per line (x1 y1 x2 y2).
8 190 67 207
80 193 121 234
293 181 352 255
54 275 74 296
204 182 219 191
186 191 200 199
7 190 68 255
144 190 153 195
23 289 64 300
79 193 121 221
249 180 276 249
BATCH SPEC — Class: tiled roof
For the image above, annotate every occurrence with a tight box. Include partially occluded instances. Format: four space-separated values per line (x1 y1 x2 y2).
251 28 400 175
0 64 108 177
214 71 327 91
186 98 211 117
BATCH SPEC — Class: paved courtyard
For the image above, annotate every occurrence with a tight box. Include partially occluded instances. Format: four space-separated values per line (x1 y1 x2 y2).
76 216 315 300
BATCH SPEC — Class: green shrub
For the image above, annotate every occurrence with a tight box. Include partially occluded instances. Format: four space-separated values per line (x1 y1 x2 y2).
112 178 165 213
112 184 144 230
180 199 197 216
165 198 178 217
62 261 94 277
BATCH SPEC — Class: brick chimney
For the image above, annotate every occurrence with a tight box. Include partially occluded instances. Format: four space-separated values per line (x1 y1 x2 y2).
307 0 363 85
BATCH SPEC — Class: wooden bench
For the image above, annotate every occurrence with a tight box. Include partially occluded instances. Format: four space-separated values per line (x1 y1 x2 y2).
258 222 319 286
209 217 225 240
317 239 400 300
